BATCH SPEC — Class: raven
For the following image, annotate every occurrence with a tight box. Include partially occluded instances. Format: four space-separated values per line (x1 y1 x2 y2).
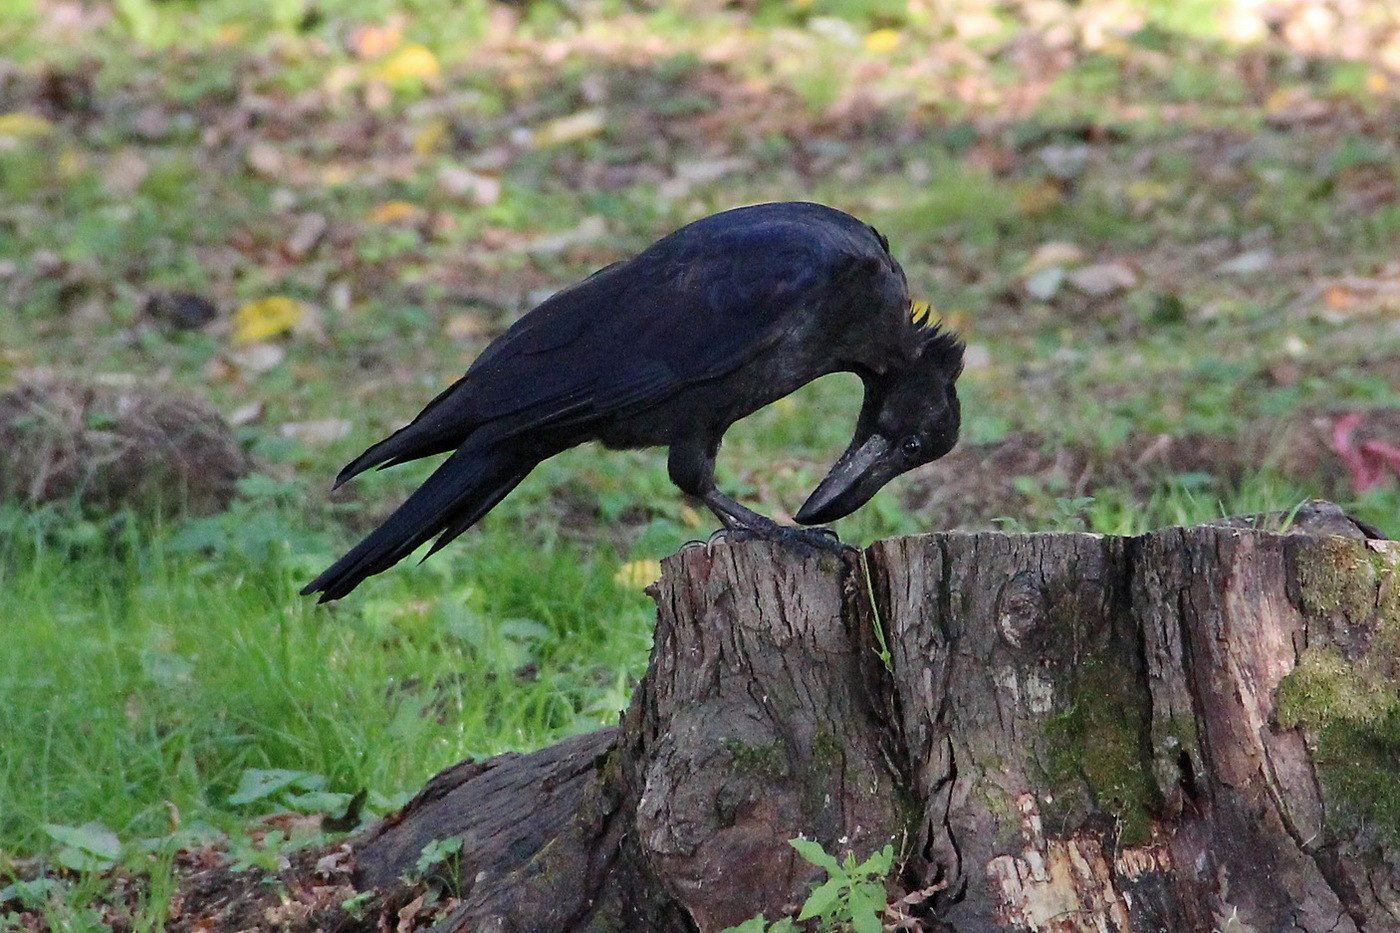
304 201 963 602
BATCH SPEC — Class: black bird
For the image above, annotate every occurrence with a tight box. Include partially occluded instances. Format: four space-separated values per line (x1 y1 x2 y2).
304 202 964 602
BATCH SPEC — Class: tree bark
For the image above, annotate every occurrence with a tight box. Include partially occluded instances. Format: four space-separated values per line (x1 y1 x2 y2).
174 503 1399 932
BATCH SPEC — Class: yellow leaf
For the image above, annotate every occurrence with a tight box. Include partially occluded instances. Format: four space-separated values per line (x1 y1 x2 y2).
233 296 305 345
864 29 903 53
614 559 662 589
214 24 245 45
679 504 703 529
368 201 422 224
376 44 440 84
1014 180 1064 217
57 148 87 180
0 112 55 139
413 118 448 156
910 299 935 325
532 109 607 148
321 164 353 187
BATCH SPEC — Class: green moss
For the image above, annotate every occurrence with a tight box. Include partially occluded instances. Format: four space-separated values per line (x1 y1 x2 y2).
811 731 845 771
722 738 789 780
1277 648 1394 731
1281 547 1400 843
1297 538 1380 624
1041 658 1157 846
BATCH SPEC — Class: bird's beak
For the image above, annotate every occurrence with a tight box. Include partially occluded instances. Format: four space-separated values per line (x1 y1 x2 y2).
795 434 892 525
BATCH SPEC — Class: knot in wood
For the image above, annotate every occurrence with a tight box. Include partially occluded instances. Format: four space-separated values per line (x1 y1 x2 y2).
994 572 1045 648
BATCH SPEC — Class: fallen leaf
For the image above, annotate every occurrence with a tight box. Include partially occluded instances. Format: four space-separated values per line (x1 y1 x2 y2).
521 215 606 255
445 314 488 341
281 419 352 446
437 166 500 205
245 141 284 178
57 147 87 179
321 164 354 187
0 112 56 140
376 44 440 85
1024 265 1066 301
1215 249 1273 276
1264 87 1329 126
284 213 328 260
349 22 403 59
1067 262 1137 297
531 109 606 148
233 296 305 344
413 118 449 156
369 201 423 224
1037 144 1092 180
614 559 662 588
227 402 264 426
230 343 286 374
1021 241 1084 276
214 23 244 45
102 148 150 196
396 894 427 933
1014 180 1064 217
1324 285 1360 311
864 29 903 53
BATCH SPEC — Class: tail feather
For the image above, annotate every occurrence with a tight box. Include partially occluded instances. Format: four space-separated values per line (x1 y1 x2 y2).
304 446 529 602
334 419 475 488
334 377 479 488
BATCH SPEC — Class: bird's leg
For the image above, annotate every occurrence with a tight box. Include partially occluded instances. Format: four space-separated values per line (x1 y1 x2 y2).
669 436 844 554
700 488 846 554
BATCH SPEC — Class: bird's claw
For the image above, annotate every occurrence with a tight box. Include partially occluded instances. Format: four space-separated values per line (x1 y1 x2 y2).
705 522 849 556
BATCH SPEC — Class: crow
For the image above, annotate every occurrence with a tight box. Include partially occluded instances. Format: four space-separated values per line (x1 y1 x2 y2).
304 201 964 602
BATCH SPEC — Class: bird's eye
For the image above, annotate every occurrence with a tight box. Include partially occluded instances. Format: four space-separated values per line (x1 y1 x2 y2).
900 435 923 458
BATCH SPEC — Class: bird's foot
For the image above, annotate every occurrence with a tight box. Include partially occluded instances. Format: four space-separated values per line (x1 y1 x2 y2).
698 489 850 555
710 519 848 556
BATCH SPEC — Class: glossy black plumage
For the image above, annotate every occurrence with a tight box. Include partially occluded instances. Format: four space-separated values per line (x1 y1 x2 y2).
304 202 964 602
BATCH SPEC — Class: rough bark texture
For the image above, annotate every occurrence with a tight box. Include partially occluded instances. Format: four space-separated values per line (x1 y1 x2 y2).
173 503 1399 932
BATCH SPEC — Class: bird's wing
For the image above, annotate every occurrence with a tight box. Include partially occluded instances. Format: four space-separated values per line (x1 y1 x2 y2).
337 211 879 484
472 233 830 429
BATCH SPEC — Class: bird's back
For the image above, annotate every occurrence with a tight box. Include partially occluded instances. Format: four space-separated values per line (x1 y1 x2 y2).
337 202 909 480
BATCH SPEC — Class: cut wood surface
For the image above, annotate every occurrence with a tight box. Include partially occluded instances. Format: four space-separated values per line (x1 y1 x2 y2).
173 502 1399 932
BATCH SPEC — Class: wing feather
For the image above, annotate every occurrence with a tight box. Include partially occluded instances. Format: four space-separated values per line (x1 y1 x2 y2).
337 203 877 481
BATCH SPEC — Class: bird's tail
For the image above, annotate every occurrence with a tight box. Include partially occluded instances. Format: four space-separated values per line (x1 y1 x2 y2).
303 445 528 602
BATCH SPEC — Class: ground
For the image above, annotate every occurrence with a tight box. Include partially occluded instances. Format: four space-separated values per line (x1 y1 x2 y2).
1 0 1399 929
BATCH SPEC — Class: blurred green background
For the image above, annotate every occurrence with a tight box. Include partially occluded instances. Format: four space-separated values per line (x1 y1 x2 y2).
2 0 1399 926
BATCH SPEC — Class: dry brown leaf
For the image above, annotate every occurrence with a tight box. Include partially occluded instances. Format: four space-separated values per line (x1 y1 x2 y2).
369 201 423 224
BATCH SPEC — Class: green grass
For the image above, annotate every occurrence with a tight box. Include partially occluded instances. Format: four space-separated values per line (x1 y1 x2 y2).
0 502 651 856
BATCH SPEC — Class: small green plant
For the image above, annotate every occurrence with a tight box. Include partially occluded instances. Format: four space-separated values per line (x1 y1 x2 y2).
414 836 464 877
724 838 894 933
339 890 375 919
228 830 292 873
790 838 893 933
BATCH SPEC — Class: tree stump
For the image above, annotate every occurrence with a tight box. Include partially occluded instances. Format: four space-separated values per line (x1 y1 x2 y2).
174 503 1399 932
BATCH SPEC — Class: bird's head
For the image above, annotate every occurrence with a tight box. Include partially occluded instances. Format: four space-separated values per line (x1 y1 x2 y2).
795 320 964 526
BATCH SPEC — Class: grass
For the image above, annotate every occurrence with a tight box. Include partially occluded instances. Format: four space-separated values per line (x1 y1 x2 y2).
0 498 653 834
3 0 1400 924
